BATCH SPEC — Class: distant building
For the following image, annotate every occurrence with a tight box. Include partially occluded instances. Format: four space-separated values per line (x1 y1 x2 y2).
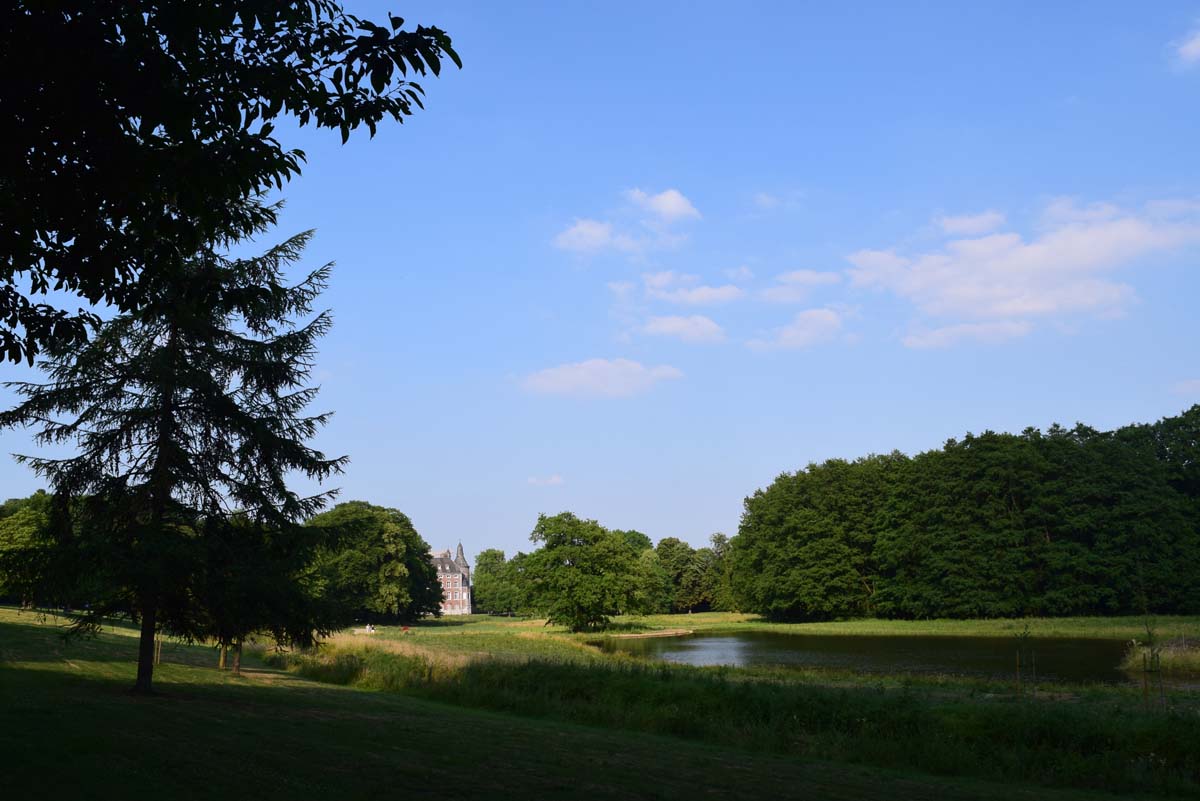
430 543 472 615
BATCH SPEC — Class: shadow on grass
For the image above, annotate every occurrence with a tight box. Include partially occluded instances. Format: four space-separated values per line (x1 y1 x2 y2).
0 618 222 668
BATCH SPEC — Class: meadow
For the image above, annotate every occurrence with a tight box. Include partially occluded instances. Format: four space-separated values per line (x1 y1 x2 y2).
270 613 1200 797
4 606 1200 800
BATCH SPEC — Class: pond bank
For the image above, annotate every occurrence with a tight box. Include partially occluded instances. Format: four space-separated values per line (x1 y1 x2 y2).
607 628 692 639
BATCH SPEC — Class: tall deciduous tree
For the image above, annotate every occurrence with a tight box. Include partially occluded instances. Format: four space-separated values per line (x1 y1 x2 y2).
525 512 640 631
1 1 460 363
472 548 523 615
307 501 442 623
0 219 343 692
654 536 696 613
0 490 52 607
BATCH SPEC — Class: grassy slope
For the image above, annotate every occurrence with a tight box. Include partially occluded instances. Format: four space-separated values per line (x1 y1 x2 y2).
0 608 1160 801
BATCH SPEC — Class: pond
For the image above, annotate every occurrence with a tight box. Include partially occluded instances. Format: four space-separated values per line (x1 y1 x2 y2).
602 631 1133 684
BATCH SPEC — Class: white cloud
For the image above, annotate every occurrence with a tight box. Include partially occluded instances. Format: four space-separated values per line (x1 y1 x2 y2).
554 219 636 253
1177 28 1200 65
522 358 683 398
643 315 726 343
724 265 755 282
554 189 699 256
776 269 842 287
642 270 694 290
936 210 1006 236
625 188 701 222
1172 378 1200 397
902 321 1033 349
655 284 744 305
748 308 843 350
759 270 841 303
527 475 565 487
1041 197 1120 224
641 271 744 305
849 199 1200 325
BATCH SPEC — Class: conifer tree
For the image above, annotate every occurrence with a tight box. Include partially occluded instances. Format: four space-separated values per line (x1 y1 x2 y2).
1 214 344 693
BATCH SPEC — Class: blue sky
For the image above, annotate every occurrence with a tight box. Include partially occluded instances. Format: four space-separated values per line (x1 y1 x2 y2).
4 2 1200 561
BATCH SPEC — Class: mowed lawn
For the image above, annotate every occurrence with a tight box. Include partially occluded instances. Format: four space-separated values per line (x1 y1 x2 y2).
0 608 1158 801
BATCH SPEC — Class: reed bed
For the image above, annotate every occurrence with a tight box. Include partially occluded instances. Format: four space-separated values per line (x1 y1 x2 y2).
266 638 1200 797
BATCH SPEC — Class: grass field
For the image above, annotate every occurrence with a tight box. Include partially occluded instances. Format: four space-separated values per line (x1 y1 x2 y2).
4 607 1200 800
1 607 1159 801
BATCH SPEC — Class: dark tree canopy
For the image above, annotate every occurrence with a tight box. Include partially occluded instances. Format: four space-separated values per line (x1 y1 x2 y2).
0 219 343 691
307 501 442 623
0 1 460 363
730 408 1200 621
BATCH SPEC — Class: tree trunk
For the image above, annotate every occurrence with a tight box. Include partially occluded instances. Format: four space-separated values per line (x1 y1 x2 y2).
231 640 242 676
133 604 157 694
218 644 227 670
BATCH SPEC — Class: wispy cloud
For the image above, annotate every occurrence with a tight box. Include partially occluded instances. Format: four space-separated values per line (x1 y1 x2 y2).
554 219 636 253
527 475 565 487
1172 378 1200 397
848 197 1200 347
935 210 1006 236
753 192 780 210
759 269 841 303
643 315 725 343
523 358 683 398
1176 27 1200 65
748 308 843 350
903 321 1033 349
553 188 700 256
642 271 744 305
724 265 755 282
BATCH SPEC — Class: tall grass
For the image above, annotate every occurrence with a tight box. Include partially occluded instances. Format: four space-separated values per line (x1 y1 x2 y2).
617 612 1200 641
1122 637 1200 676
266 641 1200 796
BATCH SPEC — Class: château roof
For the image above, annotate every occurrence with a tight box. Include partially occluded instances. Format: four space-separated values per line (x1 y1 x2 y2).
431 543 469 574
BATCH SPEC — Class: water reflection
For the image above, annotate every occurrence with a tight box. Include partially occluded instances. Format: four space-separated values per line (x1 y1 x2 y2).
605 631 1131 684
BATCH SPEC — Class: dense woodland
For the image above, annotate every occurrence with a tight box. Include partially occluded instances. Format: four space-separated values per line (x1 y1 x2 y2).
471 517 734 629
732 406 1200 620
469 407 1200 626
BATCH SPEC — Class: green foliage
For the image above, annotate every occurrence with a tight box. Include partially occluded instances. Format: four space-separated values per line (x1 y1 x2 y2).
197 514 334 652
0 221 342 691
654 537 695 613
731 409 1200 620
472 548 527 615
616 528 653 553
632 547 673 614
525 512 641 631
0 490 52 604
1 1 460 363
307 501 442 623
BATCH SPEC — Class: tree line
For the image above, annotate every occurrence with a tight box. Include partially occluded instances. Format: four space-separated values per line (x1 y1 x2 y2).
0 496 444 647
471 513 734 630
730 408 1200 620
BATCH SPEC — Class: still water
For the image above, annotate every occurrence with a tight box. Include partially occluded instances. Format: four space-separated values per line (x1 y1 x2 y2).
603 631 1131 684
